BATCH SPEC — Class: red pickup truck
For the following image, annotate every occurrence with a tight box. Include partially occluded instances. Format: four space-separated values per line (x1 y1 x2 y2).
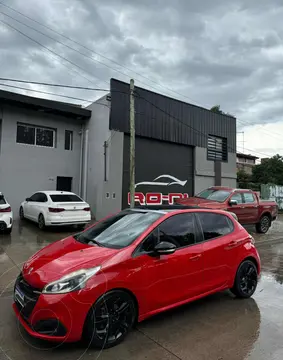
177 186 278 233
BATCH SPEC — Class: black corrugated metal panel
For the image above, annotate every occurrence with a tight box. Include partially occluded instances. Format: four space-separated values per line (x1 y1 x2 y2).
110 78 236 152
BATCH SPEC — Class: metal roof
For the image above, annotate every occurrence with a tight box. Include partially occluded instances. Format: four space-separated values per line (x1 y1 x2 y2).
0 89 91 120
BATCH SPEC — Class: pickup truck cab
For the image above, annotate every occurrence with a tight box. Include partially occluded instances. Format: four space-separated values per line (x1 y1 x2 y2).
176 186 278 234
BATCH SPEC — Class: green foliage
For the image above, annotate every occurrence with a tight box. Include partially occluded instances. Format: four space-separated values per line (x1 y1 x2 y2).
252 154 283 185
210 105 235 117
237 169 260 190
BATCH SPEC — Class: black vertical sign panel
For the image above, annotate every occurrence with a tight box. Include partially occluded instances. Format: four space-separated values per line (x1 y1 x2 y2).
122 135 194 209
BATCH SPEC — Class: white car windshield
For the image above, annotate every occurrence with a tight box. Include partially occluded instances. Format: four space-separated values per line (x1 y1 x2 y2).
76 210 162 249
0 195 6 205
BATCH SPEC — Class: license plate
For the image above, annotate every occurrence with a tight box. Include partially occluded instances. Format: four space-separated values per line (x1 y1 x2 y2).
14 286 25 307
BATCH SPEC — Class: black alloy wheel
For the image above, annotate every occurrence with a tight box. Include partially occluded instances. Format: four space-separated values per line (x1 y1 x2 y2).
231 260 258 298
19 207 25 220
256 215 270 234
84 290 137 349
38 214 46 230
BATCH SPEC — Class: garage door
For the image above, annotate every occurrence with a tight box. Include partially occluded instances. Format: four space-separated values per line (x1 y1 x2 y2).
122 135 194 208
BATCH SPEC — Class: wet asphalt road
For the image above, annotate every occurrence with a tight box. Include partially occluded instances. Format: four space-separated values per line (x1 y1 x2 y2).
1 218 283 360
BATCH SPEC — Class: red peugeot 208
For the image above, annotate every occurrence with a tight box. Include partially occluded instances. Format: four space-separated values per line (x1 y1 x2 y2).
13 207 260 349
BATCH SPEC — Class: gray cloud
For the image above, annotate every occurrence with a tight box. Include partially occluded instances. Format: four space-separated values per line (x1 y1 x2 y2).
0 0 283 134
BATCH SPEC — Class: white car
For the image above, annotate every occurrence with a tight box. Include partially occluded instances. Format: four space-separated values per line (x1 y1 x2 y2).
19 191 91 230
0 192 13 234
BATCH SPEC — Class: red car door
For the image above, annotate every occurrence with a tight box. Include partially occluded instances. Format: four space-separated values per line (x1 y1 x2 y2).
196 212 238 293
227 192 246 223
242 192 259 223
131 213 204 313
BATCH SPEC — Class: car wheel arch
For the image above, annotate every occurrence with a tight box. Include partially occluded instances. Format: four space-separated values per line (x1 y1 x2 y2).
83 287 139 328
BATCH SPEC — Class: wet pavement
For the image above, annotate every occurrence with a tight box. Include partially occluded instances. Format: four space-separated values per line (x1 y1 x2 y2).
0 218 283 360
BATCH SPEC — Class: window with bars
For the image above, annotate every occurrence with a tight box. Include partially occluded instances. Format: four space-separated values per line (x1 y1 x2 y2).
207 135 228 161
16 123 56 148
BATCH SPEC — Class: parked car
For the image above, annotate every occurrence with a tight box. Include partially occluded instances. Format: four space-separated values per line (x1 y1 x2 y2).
19 191 91 230
0 192 13 234
176 186 278 233
13 206 260 349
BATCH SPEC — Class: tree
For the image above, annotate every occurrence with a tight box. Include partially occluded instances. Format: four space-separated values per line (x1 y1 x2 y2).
210 105 224 114
237 169 252 184
210 105 235 117
252 154 283 185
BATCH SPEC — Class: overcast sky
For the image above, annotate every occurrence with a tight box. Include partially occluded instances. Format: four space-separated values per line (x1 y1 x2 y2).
1 0 283 158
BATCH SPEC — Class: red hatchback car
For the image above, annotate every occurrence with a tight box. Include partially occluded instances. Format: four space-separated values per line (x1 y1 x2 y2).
13 206 260 349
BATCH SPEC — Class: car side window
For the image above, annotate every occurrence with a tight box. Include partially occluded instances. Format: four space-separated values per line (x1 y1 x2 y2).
140 230 159 253
230 193 243 204
197 213 234 241
243 193 256 203
29 193 40 202
158 213 196 248
37 193 48 203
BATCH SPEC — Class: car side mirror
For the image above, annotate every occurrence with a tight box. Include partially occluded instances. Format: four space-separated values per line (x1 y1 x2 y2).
26 197 31 202
154 241 176 255
229 199 238 206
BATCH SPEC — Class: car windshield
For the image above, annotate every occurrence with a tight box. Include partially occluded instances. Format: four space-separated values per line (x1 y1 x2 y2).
0 195 6 205
50 194 83 202
196 189 231 202
75 210 162 249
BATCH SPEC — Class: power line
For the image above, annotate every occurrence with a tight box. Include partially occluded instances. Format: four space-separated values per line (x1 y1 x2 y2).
0 19 105 88
0 83 94 103
0 77 109 91
0 1 206 105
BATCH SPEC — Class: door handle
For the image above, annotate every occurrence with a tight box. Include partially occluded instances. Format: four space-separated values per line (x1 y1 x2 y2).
189 254 202 261
226 240 239 249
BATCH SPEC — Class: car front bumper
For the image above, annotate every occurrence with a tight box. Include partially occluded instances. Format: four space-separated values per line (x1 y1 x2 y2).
13 290 92 343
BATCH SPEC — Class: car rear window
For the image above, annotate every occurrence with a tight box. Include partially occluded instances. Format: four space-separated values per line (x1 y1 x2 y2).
0 195 6 205
50 194 83 202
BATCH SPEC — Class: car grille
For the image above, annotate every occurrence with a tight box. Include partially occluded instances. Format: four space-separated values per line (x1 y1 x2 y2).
14 272 42 321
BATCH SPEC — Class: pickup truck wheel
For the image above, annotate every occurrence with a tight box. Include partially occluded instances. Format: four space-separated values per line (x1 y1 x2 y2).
256 215 271 234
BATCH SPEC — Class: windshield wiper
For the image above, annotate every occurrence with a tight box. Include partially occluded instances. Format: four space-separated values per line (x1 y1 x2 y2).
75 233 102 246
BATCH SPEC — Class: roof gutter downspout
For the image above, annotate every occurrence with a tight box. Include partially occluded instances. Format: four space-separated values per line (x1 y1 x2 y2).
82 128 89 200
79 125 84 197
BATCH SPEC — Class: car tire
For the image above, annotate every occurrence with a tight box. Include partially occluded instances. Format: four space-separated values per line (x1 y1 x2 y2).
19 206 25 220
83 290 137 349
38 214 46 230
5 227 12 235
230 260 258 299
255 215 271 234
76 224 85 231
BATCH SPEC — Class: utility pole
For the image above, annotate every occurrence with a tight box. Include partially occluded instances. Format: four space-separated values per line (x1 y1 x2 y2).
129 79 135 208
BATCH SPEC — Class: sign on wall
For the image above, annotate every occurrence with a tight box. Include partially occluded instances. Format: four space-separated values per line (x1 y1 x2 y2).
127 174 189 205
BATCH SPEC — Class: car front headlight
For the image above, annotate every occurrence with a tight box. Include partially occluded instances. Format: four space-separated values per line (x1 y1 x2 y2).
42 266 101 294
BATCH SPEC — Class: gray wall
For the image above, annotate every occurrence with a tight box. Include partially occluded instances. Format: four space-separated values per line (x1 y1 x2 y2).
0 105 84 218
194 147 236 193
86 96 124 220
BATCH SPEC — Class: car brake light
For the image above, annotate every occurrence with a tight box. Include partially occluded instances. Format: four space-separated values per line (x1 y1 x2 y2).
48 207 65 213
83 207 90 211
0 206 11 213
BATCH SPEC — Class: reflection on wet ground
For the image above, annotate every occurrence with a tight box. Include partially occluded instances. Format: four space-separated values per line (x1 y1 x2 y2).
0 220 283 359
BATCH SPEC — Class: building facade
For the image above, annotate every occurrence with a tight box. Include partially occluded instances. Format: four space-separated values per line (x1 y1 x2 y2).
236 153 259 175
0 90 91 218
85 79 237 219
0 80 237 221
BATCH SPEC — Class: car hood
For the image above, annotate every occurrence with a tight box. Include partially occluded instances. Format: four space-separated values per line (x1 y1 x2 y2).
22 236 119 289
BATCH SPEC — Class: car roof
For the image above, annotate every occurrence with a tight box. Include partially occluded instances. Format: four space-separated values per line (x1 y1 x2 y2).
37 191 77 195
128 205 233 217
